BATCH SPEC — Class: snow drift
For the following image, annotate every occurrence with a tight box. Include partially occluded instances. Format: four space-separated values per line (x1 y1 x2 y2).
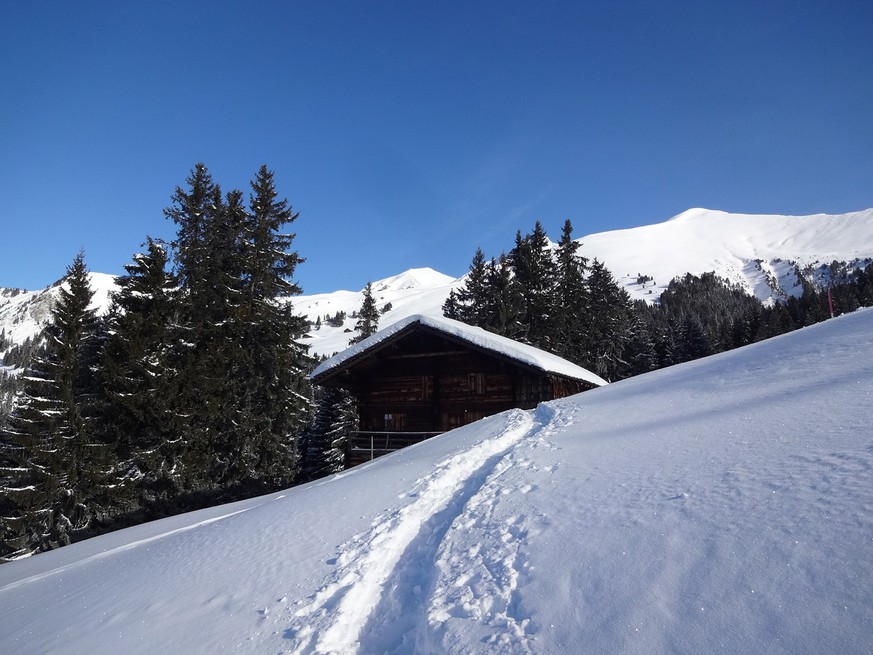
1 308 871 654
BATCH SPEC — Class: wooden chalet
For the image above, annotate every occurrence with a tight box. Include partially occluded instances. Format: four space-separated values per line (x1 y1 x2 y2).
310 314 606 466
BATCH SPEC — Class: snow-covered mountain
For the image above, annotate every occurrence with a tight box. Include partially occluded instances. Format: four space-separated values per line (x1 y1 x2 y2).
583 207 873 304
2 307 871 654
297 207 873 356
3 208 872 360
296 267 461 357
0 272 116 361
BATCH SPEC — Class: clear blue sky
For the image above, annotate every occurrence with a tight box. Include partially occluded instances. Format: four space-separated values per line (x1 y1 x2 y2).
2 0 871 294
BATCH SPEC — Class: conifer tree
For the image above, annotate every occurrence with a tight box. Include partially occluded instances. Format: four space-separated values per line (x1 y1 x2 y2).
238 165 311 487
163 165 234 490
442 290 461 320
553 219 589 363
453 248 491 327
351 282 379 345
300 386 358 480
483 254 524 338
585 258 632 381
101 238 179 505
1 252 104 557
161 163 311 492
509 222 556 349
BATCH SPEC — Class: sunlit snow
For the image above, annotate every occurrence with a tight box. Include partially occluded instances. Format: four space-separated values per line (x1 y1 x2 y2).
1 309 871 654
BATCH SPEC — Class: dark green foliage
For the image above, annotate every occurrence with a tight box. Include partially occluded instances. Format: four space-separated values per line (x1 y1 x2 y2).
453 248 492 328
163 164 311 492
325 311 347 328
441 290 461 320
446 223 633 381
584 259 632 381
101 239 180 507
1 252 105 558
553 220 589 364
656 272 762 361
509 222 556 350
446 228 873 385
1 164 312 558
350 282 379 344
299 386 358 481
482 254 525 339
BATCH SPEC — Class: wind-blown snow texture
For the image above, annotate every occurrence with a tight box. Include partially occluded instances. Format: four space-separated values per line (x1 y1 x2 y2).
2 308 871 654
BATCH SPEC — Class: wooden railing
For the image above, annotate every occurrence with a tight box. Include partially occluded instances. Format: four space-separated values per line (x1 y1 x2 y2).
350 431 443 462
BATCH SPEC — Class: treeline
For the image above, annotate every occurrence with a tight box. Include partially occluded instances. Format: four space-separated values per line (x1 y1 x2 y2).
4 198 872 560
0 164 316 560
446 221 873 381
443 220 635 381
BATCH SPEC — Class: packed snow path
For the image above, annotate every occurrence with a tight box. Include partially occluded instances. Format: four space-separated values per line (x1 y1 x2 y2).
283 407 548 654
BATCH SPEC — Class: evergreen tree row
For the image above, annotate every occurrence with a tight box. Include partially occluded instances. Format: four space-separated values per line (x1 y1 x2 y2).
0 164 313 559
444 220 634 381
446 223 873 384
628 262 873 374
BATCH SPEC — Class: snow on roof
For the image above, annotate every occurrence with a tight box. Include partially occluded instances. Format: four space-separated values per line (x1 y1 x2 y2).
311 314 608 386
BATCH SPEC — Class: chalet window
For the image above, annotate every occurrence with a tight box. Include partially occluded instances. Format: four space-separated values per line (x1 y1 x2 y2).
468 372 485 395
384 413 407 430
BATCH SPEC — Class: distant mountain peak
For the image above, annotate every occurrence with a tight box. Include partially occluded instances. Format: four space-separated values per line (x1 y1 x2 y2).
371 268 457 293
665 207 717 221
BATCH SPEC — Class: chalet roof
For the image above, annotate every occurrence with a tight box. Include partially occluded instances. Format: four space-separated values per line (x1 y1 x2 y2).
311 314 608 387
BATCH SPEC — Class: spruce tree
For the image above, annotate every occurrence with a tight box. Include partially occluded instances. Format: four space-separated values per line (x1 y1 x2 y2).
553 219 589 363
162 163 312 492
239 165 311 487
585 258 632 381
509 222 556 349
101 238 180 506
483 254 524 338
164 165 231 490
453 248 491 328
442 290 461 320
351 282 379 345
300 386 358 480
1 252 104 557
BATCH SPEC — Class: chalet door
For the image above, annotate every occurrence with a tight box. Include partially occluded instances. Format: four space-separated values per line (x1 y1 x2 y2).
383 413 407 431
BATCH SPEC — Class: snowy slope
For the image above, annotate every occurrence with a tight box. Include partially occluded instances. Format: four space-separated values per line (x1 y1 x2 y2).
1 308 871 654
582 207 873 304
0 272 116 354
296 267 462 357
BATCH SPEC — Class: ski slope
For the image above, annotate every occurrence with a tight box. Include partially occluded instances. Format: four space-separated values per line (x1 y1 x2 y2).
1 308 871 654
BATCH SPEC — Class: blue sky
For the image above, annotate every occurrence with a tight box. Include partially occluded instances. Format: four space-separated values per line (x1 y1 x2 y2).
2 1 871 294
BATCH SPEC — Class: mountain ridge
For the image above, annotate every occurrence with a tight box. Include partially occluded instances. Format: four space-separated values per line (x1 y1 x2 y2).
2 208 872 360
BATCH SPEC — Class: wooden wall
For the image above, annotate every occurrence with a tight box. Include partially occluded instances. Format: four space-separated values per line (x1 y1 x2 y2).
339 330 593 434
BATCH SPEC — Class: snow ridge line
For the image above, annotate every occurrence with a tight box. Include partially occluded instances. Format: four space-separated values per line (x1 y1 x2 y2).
283 408 541 655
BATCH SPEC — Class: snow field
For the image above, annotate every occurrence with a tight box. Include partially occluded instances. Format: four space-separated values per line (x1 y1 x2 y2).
0 308 871 654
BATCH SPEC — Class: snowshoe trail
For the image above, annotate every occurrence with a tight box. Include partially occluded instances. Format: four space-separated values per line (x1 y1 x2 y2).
280 407 549 654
